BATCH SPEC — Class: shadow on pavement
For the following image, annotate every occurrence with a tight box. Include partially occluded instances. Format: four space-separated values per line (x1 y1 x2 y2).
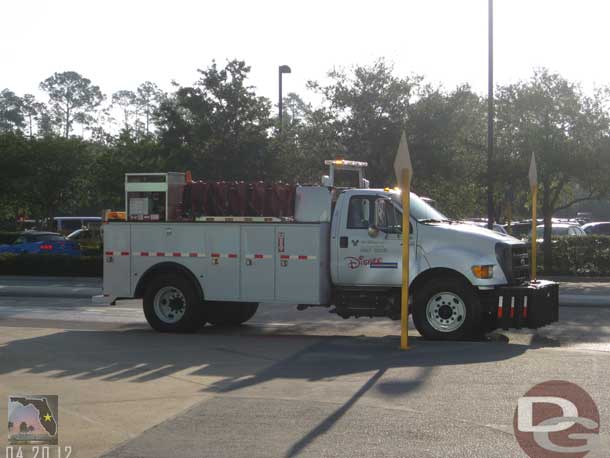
0 326 540 457
0 327 533 387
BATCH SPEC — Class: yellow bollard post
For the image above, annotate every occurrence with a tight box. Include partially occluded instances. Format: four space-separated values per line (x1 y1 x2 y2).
400 168 411 350
531 186 537 282
394 130 413 351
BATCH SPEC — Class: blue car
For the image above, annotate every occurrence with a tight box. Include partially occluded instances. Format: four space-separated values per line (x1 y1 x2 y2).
0 231 81 256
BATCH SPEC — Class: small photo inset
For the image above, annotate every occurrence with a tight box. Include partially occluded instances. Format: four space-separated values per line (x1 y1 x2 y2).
8 395 58 445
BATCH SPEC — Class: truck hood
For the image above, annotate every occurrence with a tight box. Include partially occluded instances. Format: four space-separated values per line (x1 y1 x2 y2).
421 221 522 245
417 221 524 286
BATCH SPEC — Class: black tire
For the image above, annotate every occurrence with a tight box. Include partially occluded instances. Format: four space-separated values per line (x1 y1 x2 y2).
143 273 204 333
207 302 259 326
412 276 482 340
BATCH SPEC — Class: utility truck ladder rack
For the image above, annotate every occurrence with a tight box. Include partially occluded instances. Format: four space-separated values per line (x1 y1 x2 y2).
323 160 369 188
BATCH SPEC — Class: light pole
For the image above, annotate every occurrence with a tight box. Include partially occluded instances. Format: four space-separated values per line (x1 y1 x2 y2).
278 65 291 132
486 0 494 229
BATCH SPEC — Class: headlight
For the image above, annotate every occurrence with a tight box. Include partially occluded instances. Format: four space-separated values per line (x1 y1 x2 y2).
472 265 494 279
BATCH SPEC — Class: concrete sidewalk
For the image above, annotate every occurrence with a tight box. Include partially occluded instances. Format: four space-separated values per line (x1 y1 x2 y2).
0 276 101 298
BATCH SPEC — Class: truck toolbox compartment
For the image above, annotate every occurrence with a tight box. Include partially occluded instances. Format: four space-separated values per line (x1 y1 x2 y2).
492 280 559 329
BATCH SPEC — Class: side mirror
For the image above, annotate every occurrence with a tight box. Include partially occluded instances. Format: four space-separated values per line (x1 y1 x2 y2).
368 225 380 238
399 223 413 237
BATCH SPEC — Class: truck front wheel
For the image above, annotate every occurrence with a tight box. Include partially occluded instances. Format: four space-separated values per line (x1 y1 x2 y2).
413 277 482 340
143 274 204 333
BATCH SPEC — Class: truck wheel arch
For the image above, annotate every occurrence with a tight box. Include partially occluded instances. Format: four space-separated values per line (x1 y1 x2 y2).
134 262 204 301
410 267 473 296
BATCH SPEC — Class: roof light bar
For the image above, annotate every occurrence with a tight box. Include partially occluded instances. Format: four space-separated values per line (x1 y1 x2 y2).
324 160 368 168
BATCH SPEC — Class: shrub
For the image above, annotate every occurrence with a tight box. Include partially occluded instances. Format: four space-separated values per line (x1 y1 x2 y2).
0 254 102 277
0 231 20 245
537 236 610 276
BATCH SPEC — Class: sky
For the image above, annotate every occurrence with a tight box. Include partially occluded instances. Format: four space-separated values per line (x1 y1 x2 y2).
2 0 610 106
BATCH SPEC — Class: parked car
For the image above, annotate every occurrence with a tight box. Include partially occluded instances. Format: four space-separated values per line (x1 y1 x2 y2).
463 220 509 235
533 223 586 242
67 228 102 254
505 221 537 240
0 231 80 255
581 221 610 235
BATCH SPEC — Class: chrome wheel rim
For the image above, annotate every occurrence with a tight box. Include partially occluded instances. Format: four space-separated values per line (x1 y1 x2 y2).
153 286 187 324
425 292 466 333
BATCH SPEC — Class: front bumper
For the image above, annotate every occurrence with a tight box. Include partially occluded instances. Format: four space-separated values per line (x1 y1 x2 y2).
487 280 559 330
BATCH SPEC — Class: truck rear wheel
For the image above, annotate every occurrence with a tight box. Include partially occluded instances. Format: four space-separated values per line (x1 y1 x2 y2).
207 302 259 326
413 276 482 340
143 273 204 333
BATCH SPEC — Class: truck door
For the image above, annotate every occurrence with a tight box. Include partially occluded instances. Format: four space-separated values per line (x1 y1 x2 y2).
336 194 415 286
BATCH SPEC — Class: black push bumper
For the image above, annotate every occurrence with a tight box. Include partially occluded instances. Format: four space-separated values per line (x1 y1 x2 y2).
489 280 559 330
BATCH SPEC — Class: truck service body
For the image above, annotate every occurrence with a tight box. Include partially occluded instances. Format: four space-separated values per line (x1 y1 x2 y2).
103 161 559 340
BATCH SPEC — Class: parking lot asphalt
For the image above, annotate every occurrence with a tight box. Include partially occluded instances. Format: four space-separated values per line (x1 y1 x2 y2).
0 292 609 458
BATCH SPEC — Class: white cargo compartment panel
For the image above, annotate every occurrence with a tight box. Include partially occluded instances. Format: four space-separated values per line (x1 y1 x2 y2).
240 226 275 301
105 222 329 305
275 224 330 305
103 223 132 297
205 225 240 300
130 224 169 296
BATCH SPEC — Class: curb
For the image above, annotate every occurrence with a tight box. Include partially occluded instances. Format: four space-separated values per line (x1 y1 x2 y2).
542 276 610 283
0 286 101 299
560 294 610 308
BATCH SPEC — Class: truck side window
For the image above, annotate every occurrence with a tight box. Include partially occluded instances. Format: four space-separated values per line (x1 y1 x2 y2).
374 198 402 234
347 197 372 229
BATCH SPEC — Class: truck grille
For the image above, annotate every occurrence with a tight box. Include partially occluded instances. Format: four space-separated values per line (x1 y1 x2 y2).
511 245 530 283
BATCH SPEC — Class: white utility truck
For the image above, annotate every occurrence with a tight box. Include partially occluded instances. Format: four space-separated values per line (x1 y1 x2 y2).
102 160 558 340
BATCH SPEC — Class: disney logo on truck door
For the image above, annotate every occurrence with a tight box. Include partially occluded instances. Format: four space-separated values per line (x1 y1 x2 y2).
345 256 399 270
345 256 383 269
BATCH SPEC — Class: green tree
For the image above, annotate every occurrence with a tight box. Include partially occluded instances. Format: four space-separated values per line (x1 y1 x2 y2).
406 84 487 217
37 105 56 137
309 61 489 217
111 90 137 132
0 89 24 133
156 60 273 180
274 93 343 183
22 136 92 223
39 71 104 138
0 133 31 220
309 59 420 186
495 69 610 270
21 94 46 138
90 133 165 211
136 81 162 136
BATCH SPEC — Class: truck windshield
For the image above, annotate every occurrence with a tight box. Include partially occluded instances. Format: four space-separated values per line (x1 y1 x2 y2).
390 192 449 222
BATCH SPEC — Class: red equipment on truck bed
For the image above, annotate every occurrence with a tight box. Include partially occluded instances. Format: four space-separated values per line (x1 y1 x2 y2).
181 181 296 219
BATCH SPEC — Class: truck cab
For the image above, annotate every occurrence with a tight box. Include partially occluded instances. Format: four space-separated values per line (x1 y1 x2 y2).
328 187 541 339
